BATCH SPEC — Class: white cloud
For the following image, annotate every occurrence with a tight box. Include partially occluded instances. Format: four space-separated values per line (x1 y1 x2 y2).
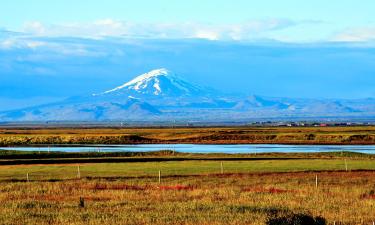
23 21 46 35
333 27 375 42
194 30 219 40
20 19 297 41
26 41 46 48
0 39 16 49
0 37 48 50
94 19 123 28
0 19 322 54
0 36 108 58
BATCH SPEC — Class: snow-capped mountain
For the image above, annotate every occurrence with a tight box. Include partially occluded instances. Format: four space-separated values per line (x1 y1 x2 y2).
95 68 212 98
0 68 374 122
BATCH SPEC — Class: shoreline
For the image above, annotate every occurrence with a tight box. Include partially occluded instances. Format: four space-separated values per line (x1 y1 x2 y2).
1 141 375 148
1 126 375 146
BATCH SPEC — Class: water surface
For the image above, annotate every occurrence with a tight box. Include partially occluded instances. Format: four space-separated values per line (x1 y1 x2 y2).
2 144 375 154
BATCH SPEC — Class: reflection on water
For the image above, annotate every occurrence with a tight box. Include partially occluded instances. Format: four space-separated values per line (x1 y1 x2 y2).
2 144 375 154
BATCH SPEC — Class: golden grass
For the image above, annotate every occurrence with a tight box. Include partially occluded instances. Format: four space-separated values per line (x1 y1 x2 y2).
0 170 374 224
1 126 375 145
0 158 374 224
0 126 374 224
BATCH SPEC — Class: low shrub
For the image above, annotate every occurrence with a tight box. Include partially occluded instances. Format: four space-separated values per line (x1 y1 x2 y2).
266 213 326 225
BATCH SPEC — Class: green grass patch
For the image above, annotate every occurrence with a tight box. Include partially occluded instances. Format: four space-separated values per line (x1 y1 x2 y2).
1 159 374 181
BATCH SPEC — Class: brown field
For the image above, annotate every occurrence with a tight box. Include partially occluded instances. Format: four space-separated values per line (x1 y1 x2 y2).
1 126 374 224
1 126 375 146
0 168 374 225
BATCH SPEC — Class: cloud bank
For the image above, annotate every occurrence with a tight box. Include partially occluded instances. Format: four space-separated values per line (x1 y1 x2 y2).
3 19 375 44
20 19 297 41
333 27 375 42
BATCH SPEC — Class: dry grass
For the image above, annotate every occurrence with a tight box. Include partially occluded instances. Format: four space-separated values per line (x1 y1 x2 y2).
0 161 374 224
1 126 375 146
0 126 374 224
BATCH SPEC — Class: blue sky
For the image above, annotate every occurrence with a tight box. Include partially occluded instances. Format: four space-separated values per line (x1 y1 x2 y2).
1 0 375 110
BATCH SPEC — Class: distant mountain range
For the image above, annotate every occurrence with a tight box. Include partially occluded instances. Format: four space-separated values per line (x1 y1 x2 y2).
1 68 375 122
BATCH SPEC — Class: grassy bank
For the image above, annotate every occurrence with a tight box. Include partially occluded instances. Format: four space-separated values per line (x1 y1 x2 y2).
0 150 374 165
1 126 375 146
1 158 375 181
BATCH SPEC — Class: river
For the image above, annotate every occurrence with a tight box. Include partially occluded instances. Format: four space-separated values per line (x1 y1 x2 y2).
2 144 375 154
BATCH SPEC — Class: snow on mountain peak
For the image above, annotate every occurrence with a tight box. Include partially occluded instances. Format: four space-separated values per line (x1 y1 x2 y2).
97 68 207 97
124 68 172 87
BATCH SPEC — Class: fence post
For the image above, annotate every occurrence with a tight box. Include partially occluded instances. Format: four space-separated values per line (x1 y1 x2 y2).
221 162 224 174
315 174 318 188
77 165 81 179
344 159 348 171
158 170 161 184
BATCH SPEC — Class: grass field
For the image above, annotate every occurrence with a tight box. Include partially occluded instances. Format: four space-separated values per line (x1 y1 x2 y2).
1 126 375 146
0 154 374 224
1 126 374 224
1 158 375 181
